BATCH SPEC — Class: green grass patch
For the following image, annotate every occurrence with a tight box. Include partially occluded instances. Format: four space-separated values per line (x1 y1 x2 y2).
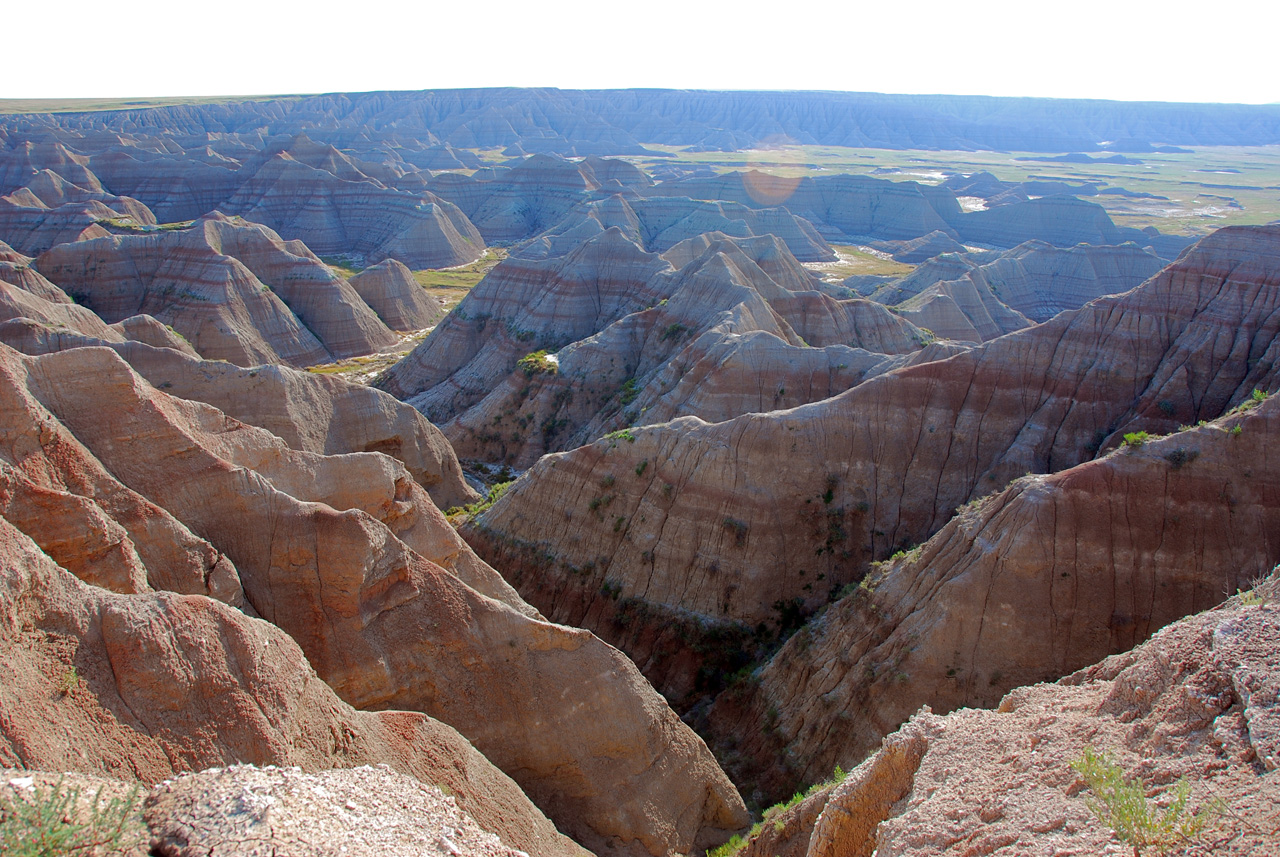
806 245 915 283
413 247 507 313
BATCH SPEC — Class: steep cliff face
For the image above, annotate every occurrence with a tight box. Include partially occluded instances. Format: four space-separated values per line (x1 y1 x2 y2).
34 213 399 366
0 343 749 857
10 90 1280 152
466 226 1280 701
709 395 1280 797
736 585 1280 857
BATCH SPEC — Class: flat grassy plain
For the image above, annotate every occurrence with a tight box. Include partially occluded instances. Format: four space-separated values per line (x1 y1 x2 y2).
637 144 1280 237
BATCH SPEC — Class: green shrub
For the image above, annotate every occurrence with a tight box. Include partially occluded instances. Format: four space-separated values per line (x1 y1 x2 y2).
0 777 143 857
517 350 556 377
1122 431 1151 448
1071 747 1219 856
446 481 513 519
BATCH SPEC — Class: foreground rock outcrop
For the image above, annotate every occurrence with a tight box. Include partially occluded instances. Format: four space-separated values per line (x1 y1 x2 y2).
739 584 1280 856
0 327 475 509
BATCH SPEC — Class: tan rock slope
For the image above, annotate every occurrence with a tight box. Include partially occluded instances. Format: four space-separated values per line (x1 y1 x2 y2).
739 584 1280 857
34 212 399 366
0 342 749 856
0 527 583 857
465 225 1280 700
709 394 1280 798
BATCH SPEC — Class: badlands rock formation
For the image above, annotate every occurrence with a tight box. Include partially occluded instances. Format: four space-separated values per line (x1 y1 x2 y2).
8 90 1280 153
709 395 1280 797
738 586 1280 857
645 172 961 243
872 240 1167 333
383 229 925 469
0 170 157 256
348 258 446 331
426 154 654 244
524 194 836 262
644 170 1181 254
34 212 398 366
223 150 484 269
0 342 748 856
87 147 242 222
377 226 675 414
466 225 1280 703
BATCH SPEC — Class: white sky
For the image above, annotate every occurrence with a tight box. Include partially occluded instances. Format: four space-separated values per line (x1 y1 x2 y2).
8 0 1279 104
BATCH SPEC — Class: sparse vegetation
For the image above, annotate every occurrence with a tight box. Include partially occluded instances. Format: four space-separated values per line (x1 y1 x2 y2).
1071 746 1220 856
0 777 144 857
1121 431 1152 448
517 350 557 377
1163 447 1199 470
618 377 641 405
660 322 689 342
446 481 512 519
604 428 636 444
55 667 79 696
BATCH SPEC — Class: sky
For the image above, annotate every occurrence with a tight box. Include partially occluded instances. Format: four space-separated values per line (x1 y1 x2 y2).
8 0 1279 104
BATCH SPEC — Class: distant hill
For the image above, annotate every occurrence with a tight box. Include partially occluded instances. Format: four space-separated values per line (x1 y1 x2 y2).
5 89 1280 152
